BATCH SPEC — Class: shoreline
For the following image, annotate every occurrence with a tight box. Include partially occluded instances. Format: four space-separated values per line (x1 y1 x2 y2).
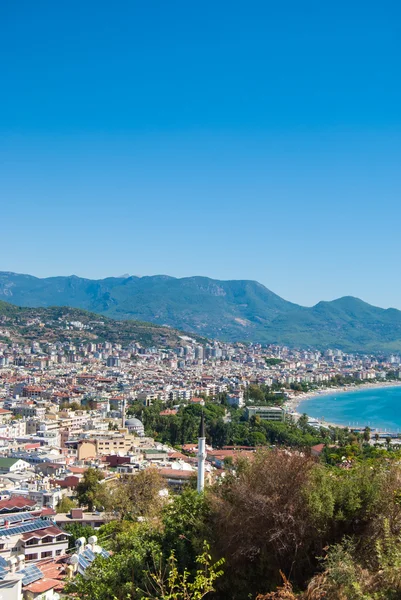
284 381 401 428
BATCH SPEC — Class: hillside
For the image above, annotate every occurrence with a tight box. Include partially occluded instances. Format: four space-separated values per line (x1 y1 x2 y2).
0 272 298 339
0 300 201 347
1 271 401 351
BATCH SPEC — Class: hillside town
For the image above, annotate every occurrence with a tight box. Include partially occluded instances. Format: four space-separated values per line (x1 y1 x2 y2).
0 330 399 599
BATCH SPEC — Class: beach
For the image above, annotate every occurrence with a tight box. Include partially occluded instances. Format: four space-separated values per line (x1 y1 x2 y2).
285 381 401 420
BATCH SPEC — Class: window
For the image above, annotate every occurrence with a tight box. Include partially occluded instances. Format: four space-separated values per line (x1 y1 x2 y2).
41 551 52 559
56 535 66 542
41 536 53 544
26 553 38 561
55 549 62 556
26 538 39 546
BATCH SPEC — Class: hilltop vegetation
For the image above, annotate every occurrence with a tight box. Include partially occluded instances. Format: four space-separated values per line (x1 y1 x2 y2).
2 271 401 351
65 448 401 600
0 300 201 347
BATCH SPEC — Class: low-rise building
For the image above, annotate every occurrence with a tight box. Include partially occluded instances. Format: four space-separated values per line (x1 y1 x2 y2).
246 406 285 422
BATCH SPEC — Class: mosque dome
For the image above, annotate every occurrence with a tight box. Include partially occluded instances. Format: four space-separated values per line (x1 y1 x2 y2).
125 417 145 436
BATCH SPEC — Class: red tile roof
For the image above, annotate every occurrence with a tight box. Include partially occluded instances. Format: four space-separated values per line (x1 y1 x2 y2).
159 467 194 479
22 526 66 541
0 496 36 511
24 578 61 593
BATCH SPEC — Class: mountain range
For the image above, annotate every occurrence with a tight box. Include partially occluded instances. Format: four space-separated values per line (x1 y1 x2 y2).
1 271 401 352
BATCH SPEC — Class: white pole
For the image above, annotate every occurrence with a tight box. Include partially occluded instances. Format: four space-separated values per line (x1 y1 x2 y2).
197 413 206 493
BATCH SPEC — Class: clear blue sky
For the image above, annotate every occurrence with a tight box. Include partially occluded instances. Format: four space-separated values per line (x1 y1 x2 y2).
1 1 400 308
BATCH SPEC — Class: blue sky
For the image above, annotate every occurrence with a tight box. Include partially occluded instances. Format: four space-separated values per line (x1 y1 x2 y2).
1 1 400 308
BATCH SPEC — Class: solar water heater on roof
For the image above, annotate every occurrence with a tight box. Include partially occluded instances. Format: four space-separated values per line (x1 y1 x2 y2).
20 564 44 586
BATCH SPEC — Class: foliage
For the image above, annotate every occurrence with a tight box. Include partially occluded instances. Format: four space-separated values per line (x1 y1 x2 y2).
76 467 105 511
161 489 210 571
208 450 322 598
102 468 164 520
63 449 401 600
256 573 297 599
264 358 283 366
63 522 96 549
305 521 401 600
139 542 224 600
65 522 162 600
129 399 328 449
59 401 89 411
56 496 78 513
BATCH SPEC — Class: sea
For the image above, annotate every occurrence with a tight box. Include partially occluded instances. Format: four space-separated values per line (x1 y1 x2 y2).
297 385 401 431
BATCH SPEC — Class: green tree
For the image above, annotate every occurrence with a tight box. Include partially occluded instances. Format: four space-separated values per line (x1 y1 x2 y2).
248 385 265 403
362 427 371 443
65 524 161 600
103 468 164 520
56 496 78 513
63 523 96 549
297 413 309 433
76 467 105 511
161 489 210 572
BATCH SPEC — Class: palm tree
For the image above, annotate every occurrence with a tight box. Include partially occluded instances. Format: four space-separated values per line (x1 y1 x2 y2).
363 426 371 443
385 436 392 450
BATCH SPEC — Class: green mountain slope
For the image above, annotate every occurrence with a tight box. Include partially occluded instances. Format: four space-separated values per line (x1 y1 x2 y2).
0 272 297 339
0 300 202 347
263 297 401 351
1 272 401 351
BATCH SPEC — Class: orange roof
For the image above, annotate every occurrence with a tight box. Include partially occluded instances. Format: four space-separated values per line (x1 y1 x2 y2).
68 466 87 474
23 386 45 391
37 556 67 582
168 451 187 460
209 449 255 460
0 496 36 511
311 443 325 455
38 507 57 517
24 579 61 593
181 443 198 451
159 467 194 478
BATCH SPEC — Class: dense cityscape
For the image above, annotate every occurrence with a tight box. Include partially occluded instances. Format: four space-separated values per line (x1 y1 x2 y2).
0 312 400 598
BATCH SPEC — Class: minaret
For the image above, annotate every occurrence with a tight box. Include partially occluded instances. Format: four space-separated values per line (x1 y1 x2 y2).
197 412 206 493
121 398 126 429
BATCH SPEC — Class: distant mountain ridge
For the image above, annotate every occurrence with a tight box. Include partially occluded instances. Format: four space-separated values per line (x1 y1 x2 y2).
1 271 401 352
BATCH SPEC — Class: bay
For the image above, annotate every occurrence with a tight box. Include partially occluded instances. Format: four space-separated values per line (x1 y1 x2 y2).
297 385 401 431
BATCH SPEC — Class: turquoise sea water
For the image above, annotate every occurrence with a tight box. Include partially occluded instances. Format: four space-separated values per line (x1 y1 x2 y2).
297 385 401 431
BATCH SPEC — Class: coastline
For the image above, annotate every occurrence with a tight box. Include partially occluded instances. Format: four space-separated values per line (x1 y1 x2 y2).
284 381 401 427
